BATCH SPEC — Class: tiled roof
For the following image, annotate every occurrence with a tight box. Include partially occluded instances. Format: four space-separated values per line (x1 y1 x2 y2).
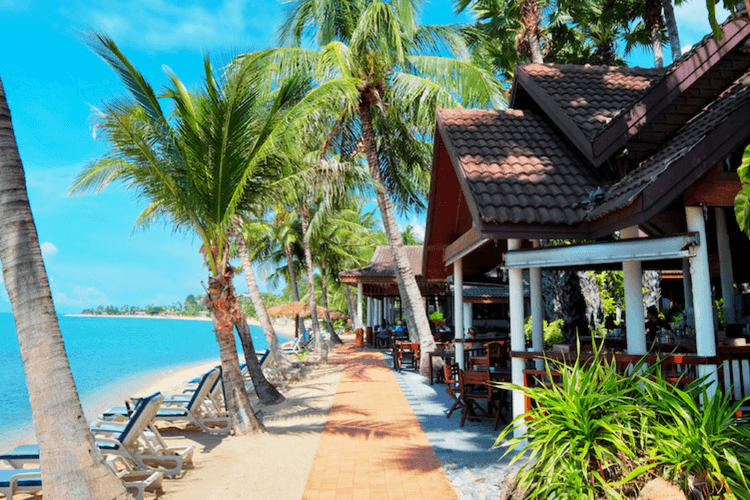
586 71 750 222
339 245 423 279
521 64 666 141
437 108 605 226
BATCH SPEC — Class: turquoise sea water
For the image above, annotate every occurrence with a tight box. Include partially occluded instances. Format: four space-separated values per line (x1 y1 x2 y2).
0 313 283 448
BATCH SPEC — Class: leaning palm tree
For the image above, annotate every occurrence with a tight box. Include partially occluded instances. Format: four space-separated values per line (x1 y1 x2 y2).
250 0 501 375
0 75 130 498
70 33 315 434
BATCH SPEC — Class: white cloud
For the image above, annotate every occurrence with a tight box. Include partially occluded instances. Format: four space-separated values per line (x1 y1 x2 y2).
409 217 426 241
40 241 58 258
60 0 279 53
54 285 109 308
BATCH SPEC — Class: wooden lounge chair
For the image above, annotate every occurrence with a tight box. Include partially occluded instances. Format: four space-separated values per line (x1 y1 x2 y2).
0 469 41 499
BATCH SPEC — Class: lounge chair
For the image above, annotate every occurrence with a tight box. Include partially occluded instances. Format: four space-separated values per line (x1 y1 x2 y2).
104 369 231 435
0 469 41 498
93 392 194 476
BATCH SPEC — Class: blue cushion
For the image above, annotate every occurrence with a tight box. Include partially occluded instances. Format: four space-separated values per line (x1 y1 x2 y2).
0 468 42 489
0 444 40 461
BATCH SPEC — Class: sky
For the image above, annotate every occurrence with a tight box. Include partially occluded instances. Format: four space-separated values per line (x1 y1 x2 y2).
0 0 731 314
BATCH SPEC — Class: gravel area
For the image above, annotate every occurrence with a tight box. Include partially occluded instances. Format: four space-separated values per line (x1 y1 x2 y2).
388 354 528 499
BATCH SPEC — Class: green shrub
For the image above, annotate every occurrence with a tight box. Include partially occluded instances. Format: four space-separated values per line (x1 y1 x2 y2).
523 316 564 349
495 350 750 499
429 311 445 322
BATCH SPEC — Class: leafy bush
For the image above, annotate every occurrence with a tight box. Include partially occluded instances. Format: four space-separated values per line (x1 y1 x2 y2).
429 311 445 322
495 349 750 499
523 316 564 348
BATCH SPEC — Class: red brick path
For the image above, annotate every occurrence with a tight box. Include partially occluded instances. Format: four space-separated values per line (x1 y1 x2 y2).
302 344 458 500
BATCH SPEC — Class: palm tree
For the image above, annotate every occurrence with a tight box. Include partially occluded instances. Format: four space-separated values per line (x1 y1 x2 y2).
254 0 501 375
70 34 314 434
0 75 130 498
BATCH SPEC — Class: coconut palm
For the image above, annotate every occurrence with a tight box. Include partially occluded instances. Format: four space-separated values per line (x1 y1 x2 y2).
70 33 315 434
251 0 501 375
0 75 130 498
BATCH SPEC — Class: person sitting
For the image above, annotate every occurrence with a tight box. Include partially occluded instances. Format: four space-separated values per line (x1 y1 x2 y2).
394 320 404 333
466 328 482 349
645 306 671 345
377 323 392 347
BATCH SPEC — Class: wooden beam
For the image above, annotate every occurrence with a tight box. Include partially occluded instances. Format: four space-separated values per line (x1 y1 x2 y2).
444 226 490 266
683 168 741 207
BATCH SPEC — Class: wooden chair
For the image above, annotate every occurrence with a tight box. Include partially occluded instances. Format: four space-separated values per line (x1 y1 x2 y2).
399 343 420 372
459 370 505 430
468 341 509 371
443 359 463 418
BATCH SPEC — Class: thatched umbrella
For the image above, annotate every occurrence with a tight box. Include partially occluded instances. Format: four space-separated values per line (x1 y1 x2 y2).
267 301 344 320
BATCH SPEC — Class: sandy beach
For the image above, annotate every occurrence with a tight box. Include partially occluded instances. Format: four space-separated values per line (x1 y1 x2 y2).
7 348 345 500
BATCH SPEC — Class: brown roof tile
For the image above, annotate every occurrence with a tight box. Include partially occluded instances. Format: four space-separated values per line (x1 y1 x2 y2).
339 245 423 279
438 108 606 226
521 64 666 141
586 71 750 221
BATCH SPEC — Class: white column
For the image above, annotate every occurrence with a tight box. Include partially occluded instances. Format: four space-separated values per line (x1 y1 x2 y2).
376 298 382 327
356 282 364 330
508 239 527 437
622 226 647 355
686 206 718 392
715 208 736 325
453 258 465 370
463 302 473 334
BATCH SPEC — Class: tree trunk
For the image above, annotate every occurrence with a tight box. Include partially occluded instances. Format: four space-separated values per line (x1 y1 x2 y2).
205 271 264 434
662 0 682 61
555 270 589 343
358 101 436 376
320 260 343 344
238 236 292 374
0 75 131 499
521 0 544 64
284 243 305 338
300 208 327 355
647 0 665 68
234 315 285 404
344 286 355 325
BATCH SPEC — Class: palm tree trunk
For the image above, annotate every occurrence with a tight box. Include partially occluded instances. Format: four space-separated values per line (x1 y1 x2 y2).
234 314 285 404
300 208 326 354
205 271 264 434
647 0 665 68
344 285 355 325
0 76 131 499
320 260 343 344
662 0 682 61
284 243 305 338
238 236 293 374
358 102 436 376
521 0 544 64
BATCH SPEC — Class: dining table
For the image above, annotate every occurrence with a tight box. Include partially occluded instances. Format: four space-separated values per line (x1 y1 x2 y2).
427 349 455 385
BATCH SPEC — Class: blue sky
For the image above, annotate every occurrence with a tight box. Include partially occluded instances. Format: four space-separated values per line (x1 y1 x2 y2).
0 1 729 314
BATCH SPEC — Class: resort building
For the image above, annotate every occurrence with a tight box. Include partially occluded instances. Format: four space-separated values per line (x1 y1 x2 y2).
423 16 750 431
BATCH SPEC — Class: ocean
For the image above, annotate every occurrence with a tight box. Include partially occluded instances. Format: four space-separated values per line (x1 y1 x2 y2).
0 313 283 450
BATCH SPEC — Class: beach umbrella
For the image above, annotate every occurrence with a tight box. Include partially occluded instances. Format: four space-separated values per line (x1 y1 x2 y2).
267 301 344 320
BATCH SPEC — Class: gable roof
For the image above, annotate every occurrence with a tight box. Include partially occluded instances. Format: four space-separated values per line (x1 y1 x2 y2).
510 17 750 168
339 245 424 282
436 108 604 229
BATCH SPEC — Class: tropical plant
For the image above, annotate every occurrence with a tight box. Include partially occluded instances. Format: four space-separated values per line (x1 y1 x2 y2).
252 0 502 375
734 144 750 238
0 75 130 498
496 349 750 498
523 316 563 347
70 33 315 434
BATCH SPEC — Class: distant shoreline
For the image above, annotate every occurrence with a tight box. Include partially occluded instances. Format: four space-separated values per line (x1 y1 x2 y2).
65 313 297 338
66 313 212 321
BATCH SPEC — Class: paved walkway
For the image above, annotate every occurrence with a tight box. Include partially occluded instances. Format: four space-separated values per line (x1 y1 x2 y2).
302 344 458 500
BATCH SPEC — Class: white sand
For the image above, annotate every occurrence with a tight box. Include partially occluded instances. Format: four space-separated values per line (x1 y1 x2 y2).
8 354 344 500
